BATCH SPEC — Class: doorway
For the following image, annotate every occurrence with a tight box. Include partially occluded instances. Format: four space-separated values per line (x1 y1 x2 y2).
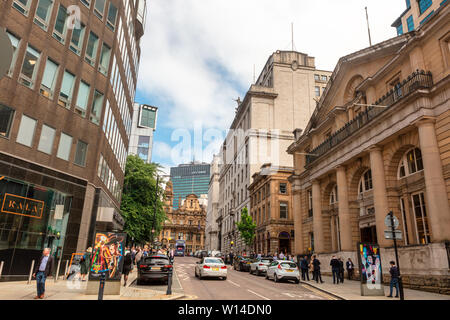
360 226 377 243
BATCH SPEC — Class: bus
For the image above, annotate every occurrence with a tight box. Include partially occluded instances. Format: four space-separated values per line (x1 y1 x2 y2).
175 240 186 257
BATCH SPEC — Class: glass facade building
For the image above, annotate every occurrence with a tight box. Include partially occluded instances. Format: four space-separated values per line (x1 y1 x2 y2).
128 104 157 163
170 163 210 209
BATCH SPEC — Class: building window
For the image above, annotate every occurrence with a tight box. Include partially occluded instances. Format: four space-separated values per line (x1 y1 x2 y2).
412 193 431 244
280 202 288 219
329 185 338 205
57 132 72 161
69 24 86 55
321 75 327 81
19 45 41 88
74 140 88 166
80 0 91 8
53 4 68 44
75 80 90 117
85 32 99 66
34 0 54 30
107 2 118 31
418 0 432 14
12 0 31 15
308 189 313 217
137 136 150 162
6 32 21 76
359 169 373 194
315 86 320 97
90 90 104 125
37 124 56 154
407 15 414 32
196 234 201 241
279 183 287 194
398 148 423 178
0 105 15 139
58 70 75 108
314 74 320 81
94 0 106 19
99 43 111 75
139 106 157 128
406 0 411 8
400 198 410 245
40 58 59 99
16 115 37 147
397 24 404 36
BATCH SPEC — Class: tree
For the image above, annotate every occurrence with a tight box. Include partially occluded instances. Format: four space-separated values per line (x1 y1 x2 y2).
120 155 166 245
236 207 256 248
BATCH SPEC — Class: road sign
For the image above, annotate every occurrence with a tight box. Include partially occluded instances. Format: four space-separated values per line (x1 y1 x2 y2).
384 230 403 240
0 29 13 79
384 215 399 229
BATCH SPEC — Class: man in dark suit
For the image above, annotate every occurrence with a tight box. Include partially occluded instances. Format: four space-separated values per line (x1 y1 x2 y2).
32 248 54 299
300 256 310 281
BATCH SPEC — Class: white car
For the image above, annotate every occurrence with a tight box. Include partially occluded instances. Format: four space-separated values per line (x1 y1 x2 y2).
249 257 274 276
266 260 300 283
195 257 227 280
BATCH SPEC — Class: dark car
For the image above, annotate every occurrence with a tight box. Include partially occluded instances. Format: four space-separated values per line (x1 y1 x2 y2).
199 250 208 259
233 256 253 272
137 255 173 285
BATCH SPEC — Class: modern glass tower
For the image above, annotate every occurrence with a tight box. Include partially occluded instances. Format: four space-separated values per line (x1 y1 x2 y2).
170 162 210 209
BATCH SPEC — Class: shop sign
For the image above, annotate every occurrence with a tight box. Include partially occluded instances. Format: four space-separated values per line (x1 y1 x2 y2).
1 193 45 219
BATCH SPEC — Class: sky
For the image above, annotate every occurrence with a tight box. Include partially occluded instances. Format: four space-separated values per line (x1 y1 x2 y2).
134 0 407 175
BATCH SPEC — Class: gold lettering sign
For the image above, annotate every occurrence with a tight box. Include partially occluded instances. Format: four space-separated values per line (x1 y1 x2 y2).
1 193 45 219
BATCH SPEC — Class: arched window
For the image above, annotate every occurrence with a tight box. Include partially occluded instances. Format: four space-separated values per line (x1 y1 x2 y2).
398 148 423 178
359 170 373 194
329 185 338 205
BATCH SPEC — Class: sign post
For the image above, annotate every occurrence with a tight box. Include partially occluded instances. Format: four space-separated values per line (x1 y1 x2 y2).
385 211 405 300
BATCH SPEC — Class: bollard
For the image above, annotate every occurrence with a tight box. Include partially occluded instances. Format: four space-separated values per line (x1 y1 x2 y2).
98 272 106 300
54 258 62 283
27 260 35 284
64 260 69 279
166 267 173 295
0 261 3 279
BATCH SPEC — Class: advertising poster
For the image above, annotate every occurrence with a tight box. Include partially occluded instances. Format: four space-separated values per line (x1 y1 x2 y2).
357 242 384 296
89 232 126 281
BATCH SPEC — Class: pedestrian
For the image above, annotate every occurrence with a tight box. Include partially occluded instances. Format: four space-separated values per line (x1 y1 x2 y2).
32 248 54 299
122 249 133 287
338 257 345 284
312 255 324 283
273 253 278 261
387 261 400 298
80 247 92 281
279 251 285 260
229 252 234 266
330 255 340 284
135 248 143 265
300 255 310 281
309 256 315 281
346 258 354 280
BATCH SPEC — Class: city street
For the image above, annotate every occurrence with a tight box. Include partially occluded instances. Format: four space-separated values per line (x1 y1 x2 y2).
143 257 336 300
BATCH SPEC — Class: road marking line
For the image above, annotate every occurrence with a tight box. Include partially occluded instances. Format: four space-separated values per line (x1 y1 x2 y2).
247 289 270 300
228 280 241 287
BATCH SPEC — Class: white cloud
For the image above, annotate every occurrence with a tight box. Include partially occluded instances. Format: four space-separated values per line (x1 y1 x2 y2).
138 0 406 162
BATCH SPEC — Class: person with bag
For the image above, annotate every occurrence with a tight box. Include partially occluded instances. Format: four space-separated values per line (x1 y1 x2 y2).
122 250 133 287
80 247 92 281
312 255 324 283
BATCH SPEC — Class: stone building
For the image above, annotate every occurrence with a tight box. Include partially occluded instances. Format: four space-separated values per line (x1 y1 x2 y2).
0 0 146 279
248 164 294 256
287 3 449 293
206 155 220 252
218 50 332 254
160 181 206 254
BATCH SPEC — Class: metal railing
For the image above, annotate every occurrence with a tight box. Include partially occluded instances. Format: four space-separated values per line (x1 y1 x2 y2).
306 70 433 166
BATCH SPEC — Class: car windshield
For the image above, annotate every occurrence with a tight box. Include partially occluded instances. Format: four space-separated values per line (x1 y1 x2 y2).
205 258 223 264
280 262 297 268
143 257 169 265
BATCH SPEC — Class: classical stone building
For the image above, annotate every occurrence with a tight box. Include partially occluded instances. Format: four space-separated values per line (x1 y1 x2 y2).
248 164 294 256
218 50 332 254
0 0 146 279
288 3 449 293
160 181 206 254
206 155 220 252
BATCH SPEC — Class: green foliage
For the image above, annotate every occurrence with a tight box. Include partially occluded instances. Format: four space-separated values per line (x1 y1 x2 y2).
236 207 256 247
120 155 166 245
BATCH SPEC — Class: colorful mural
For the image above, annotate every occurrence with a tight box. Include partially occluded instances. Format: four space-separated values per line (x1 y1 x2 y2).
89 232 126 280
358 242 383 290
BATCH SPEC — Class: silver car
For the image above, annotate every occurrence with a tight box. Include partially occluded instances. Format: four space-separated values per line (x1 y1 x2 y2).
266 260 300 283
249 257 274 276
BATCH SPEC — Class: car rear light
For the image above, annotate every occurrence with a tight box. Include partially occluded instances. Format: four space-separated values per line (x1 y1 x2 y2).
221 266 227 269
164 265 172 269
278 264 282 269
203 265 210 269
259 264 264 266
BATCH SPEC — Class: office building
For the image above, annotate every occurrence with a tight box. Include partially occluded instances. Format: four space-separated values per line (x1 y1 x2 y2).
128 103 157 163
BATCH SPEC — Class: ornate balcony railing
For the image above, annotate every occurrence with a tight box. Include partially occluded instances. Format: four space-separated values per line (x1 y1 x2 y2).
306 70 433 166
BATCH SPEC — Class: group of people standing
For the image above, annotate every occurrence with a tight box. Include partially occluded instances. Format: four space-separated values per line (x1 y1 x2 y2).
298 255 355 284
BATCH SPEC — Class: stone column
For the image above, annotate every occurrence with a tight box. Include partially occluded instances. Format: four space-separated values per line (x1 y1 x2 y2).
312 180 325 253
416 118 450 242
336 166 353 251
330 216 337 252
369 146 390 247
291 177 304 254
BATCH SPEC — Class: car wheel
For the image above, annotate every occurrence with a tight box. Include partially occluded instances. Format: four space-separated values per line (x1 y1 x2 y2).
222 277 227 280
256 269 261 276
274 274 279 283
295 279 300 284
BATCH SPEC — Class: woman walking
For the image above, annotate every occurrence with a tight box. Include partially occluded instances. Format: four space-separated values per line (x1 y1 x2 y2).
122 249 133 287
80 247 92 281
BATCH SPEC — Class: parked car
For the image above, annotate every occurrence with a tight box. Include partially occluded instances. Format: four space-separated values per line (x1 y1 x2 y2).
233 256 252 272
137 255 173 285
211 251 224 259
195 257 227 280
194 250 200 258
265 260 300 283
249 257 274 276
199 250 208 259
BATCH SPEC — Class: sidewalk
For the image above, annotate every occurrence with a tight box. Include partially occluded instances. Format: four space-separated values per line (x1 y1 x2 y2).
301 275 450 300
0 270 185 300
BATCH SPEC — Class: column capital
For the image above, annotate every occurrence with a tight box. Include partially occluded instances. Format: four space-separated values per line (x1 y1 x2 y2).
311 179 321 186
367 145 383 153
413 116 436 128
335 165 346 172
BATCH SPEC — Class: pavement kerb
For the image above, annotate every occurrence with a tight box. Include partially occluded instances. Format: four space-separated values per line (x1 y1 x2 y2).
300 280 346 300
